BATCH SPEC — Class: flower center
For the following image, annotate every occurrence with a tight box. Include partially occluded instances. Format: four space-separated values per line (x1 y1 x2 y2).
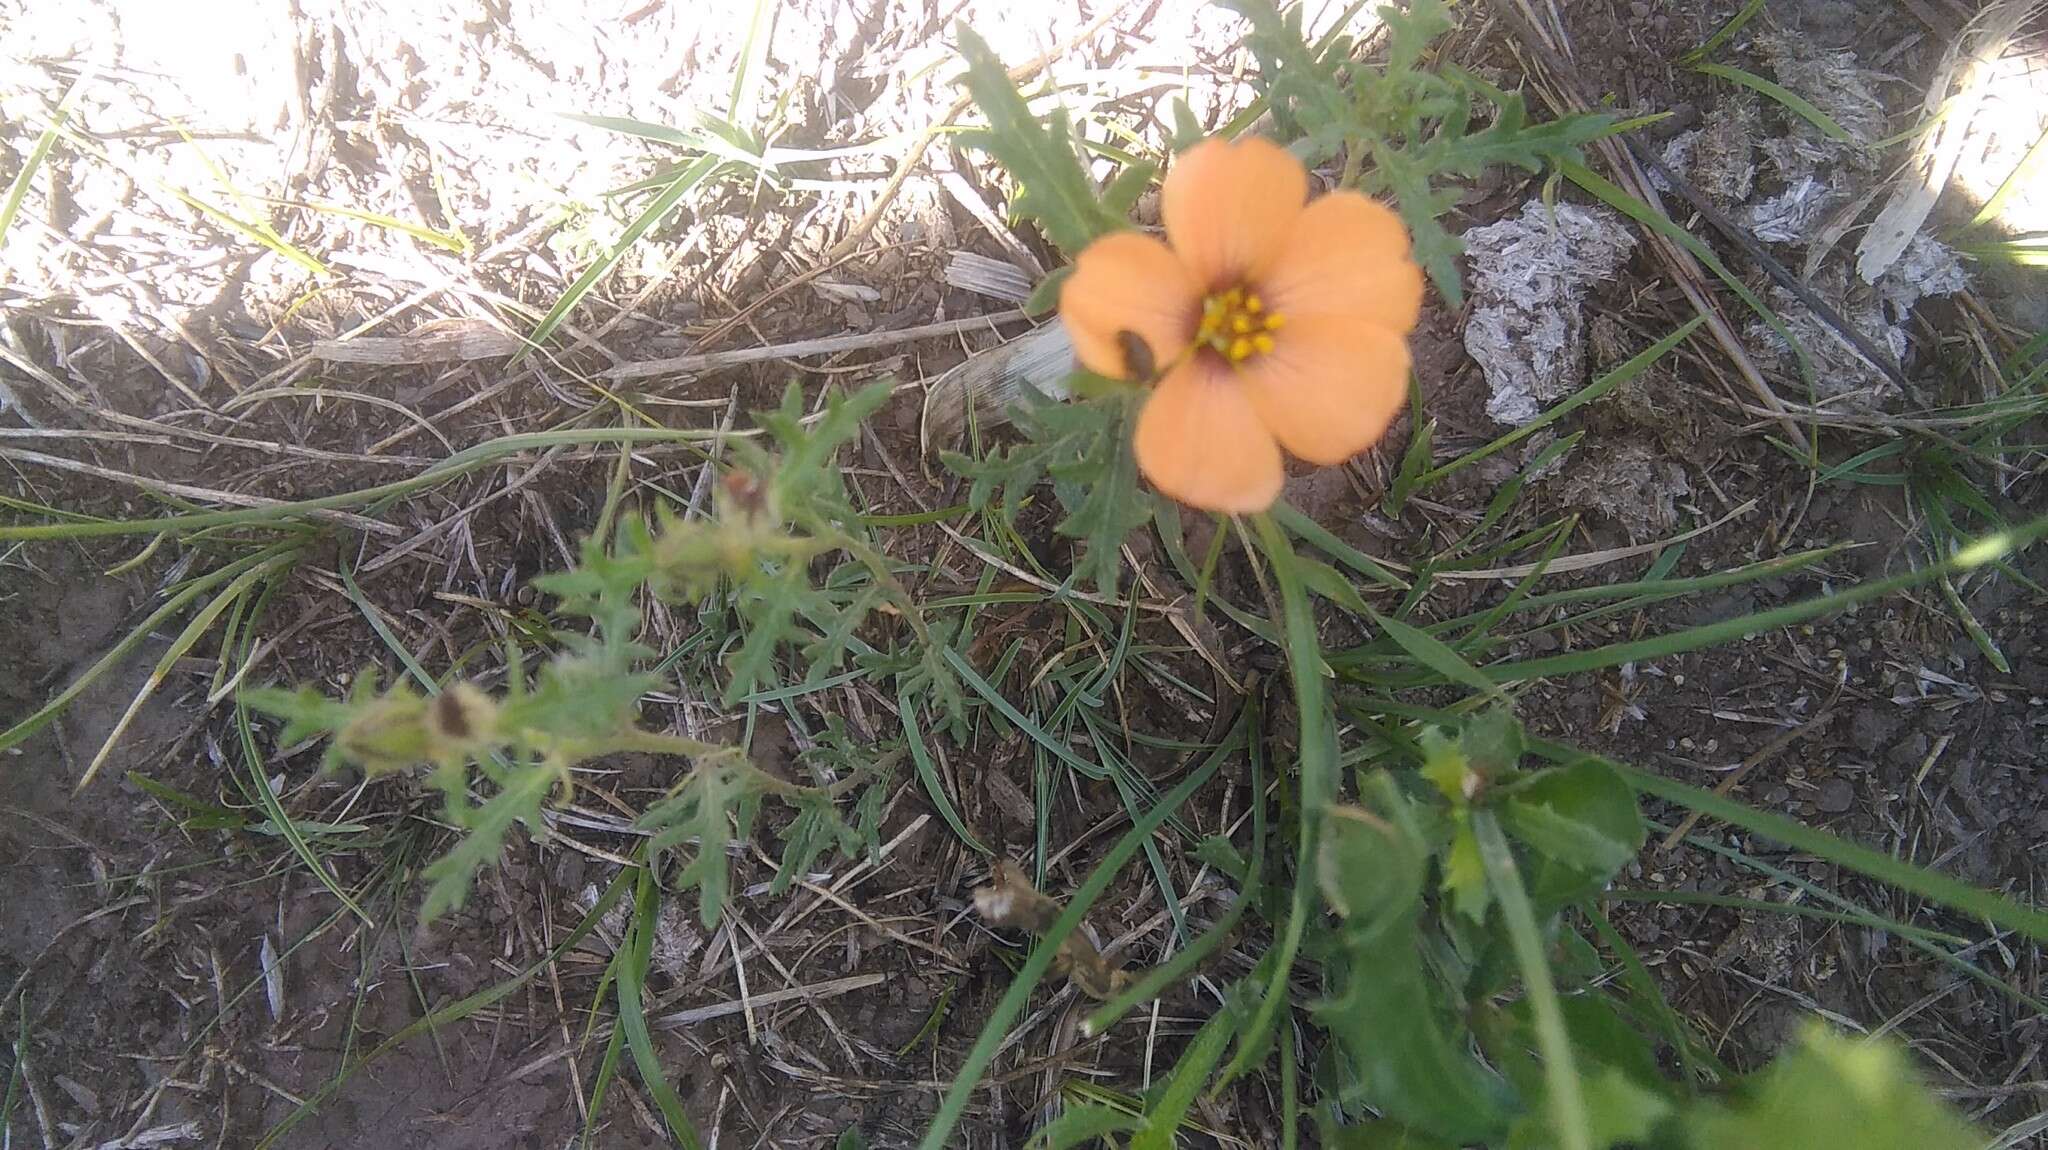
1196 286 1287 364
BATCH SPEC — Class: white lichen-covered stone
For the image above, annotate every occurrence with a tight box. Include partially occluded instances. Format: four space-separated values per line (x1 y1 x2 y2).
1461 201 1638 426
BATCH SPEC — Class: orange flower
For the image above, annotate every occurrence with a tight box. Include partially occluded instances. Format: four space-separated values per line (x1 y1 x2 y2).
1059 137 1425 513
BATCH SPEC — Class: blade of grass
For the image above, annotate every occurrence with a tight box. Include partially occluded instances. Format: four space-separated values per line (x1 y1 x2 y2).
939 645 1106 779
3 986 28 1139
1694 61 1851 142
1213 514 1334 1089
728 0 779 124
0 542 297 751
0 75 85 258
1563 160 1818 397
1648 817 2048 1017
1361 598 1512 704
0 425 730 542
260 197 469 253
1414 316 1703 490
1131 1001 1238 1150
1601 889 1967 946
521 154 723 360
1967 121 2048 230
1583 905 1727 1089
1476 517 2047 684
897 686 991 854
76 555 292 789
1475 811 1590 1150
1558 747 2048 943
338 557 437 691
1679 0 1766 64
1270 501 1408 589
1085 699 1263 1036
620 868 705 1149
914 735 1229 1150
1336 545 1849 664
236 688 375 927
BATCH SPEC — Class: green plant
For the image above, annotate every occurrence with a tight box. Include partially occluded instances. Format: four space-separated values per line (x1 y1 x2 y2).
5 3 2039 1147
247 382 940 924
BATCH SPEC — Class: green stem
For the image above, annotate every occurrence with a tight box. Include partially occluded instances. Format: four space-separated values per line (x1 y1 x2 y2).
1210 514 1331 1089
1474 811 1590 1150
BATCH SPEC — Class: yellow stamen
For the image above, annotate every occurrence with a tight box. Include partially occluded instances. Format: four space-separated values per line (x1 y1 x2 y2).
1196 284 1287 364
1263 312 1287 331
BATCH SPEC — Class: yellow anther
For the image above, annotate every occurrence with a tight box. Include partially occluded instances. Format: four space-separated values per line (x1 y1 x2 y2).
1199 286 1284 363
1263 312 1287 331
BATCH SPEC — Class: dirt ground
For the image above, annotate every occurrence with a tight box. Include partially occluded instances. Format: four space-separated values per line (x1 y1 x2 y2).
4 0 2047 1147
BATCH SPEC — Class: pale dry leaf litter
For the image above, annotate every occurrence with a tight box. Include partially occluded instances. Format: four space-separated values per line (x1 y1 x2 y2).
1658 91 1760 206
1460 199 1637 427
1855 0 2034 285
584 880 702 977
1750 234 1969 404
1552 439 1691 541
1652 26 1977 409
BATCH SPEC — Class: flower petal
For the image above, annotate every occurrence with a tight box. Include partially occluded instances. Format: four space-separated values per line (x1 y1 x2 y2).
1258 192 1425 334
1162 136 1308 291
1238 316 1411 466
1059 231 1200 379
1133 356 1285 514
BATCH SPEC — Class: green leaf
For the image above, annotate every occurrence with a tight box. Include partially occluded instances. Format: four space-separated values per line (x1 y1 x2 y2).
770 793 860 896
643 756 766 928
1419 728 1470 805
1442 814 1490 922
1325 1121 1459 1150
1028 1104 1143 1149
953 24 1125 254
420 761 565 919
619 870 706 1150
946 393 1146 593
1023 264 1072 316
1055 394 1149 593
1314 787 1514 1142
1507 1066 1671 1150
1695 61 1851 142
1499 759 1643 882
1460 708 1525 777
1220 0 1353 150
1688 1024 1980 1150
1101 159 1157 217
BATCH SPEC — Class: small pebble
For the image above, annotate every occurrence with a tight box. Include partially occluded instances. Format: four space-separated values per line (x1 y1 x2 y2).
1816 778 1855 814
